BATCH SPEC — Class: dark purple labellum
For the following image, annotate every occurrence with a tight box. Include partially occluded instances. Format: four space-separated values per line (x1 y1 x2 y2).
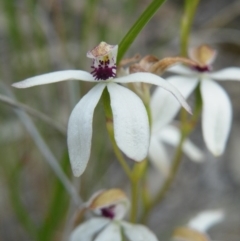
192 65 210 73
101 205 115 219
91 59 117 80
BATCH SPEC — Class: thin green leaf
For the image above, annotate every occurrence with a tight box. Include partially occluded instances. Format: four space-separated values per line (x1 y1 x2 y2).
117 0 168 63
38 151 70 241
7 162 38 239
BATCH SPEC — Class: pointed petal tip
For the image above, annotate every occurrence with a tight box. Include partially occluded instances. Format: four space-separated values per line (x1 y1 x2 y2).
12 82 25 88
201 79 232 158
188 209 224 232
134 156 147 162
12 70 95 89
211 148 223 157
183 103 192 115
188 106 193 115
72 168 82 177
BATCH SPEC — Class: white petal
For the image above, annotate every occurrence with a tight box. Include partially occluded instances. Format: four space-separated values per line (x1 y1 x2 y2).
107 83 149 161
166 65 196 76
12 70 95 88
121 221 159 241
151 76 198 131
67 83 106 176
188 210 224 233
159 125 204 162
201 79 232 156
114 73 192 114
148 136 170 176
70 218 110 241
209 67 240 81
94 222 121 241
182 140 204 162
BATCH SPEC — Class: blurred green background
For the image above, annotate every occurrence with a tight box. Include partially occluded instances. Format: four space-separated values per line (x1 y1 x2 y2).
1 0 240 240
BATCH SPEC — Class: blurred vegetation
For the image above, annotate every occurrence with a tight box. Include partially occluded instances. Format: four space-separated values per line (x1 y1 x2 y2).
1 0 240 241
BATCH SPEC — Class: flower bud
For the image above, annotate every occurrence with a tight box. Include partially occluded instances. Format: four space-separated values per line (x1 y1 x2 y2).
86 189 130 220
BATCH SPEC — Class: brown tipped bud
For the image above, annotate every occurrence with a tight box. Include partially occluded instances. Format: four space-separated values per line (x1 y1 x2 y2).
189 45 217 67
172 227 210 241
87 42 117 58
149 57 197 75
86 189 130 220
119 54 141 67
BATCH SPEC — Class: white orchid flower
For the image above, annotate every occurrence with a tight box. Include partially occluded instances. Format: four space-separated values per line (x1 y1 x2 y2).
187 209 224 233
149 85 204 176
71 218 159 241
71 189 159 241
12 42 191 177
166 44 240 156
172 209 224 241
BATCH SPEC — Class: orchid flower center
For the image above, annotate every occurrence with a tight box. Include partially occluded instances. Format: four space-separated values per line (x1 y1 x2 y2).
192 64 211 73
100 205 115 219
91 55 117 80
87 41 118 81
189 44 216 73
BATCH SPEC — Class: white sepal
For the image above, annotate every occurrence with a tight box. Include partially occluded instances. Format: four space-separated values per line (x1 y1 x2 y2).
114 72 192 114
209 67 240 81
94 222 121 241
151 76 198 132
107 83 149 162
159 125 204 162
70 218 109 241
201 79 232 156
148 136 170 176
188 210 224 233
67 83 106 176
12 70 94 88
121 221 159 241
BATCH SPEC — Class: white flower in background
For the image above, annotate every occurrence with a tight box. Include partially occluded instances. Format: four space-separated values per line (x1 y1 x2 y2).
71 189 159 241
172 209 224 241
12 42 191 177
187 209 224 232
149 86 204 176
166 44 240 156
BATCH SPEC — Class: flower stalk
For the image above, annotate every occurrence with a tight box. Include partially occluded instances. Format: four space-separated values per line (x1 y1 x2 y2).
140 83 203 223
180 0 200 57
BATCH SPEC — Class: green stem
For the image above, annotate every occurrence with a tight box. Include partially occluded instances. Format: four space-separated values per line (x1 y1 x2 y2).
38 152 70 241
156 135 185 202
140 132 186 223
117 0 168 63
106 120 132 180
180 0 200 56
8 163 38 239
131 159 148 222
140 84 203 223
140 0 201 221
102 87 152 223
102 89 132 180
130 178 139 223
